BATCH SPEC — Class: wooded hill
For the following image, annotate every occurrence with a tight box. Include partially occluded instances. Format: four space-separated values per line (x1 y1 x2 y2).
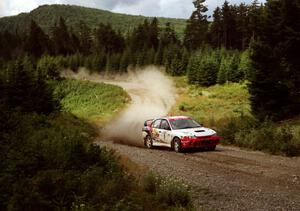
0 4 187 38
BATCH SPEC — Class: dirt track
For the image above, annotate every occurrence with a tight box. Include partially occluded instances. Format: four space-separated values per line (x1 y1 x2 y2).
65 67 300 210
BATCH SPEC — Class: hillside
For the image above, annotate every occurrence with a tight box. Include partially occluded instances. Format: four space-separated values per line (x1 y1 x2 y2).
0 4 187 38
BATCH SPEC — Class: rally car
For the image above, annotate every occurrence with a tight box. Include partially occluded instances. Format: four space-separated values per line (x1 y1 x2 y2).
142 116 220 152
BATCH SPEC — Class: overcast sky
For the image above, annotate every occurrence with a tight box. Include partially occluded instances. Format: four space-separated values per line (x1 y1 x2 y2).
0 0 266 18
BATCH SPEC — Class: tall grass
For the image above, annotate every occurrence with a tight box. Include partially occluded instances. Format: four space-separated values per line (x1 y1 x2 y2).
52 79 129 123
171 76 250 128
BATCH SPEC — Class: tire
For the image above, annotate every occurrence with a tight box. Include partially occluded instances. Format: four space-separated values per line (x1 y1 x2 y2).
173 138 182 153
208 146 216 151
145 135 153 149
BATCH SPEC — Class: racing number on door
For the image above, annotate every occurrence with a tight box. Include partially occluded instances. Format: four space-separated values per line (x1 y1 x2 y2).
160 120 172 144
151 119 162 142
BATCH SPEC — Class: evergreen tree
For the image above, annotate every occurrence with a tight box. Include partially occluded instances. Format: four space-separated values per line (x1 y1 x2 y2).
226 53 241 82
154 44 164 65
217 55 230 84
37 55 60 80
78 21 92 55
52 17 71 55
248 0 263 40
160 22 180 48
95 23 124 54
235 3 249 50
238 49 252 80
187 50 219 86
6 57 55 114
249 0 300 120
209 7 223 48
184 0 209 50
221 1 237 49
25 20 50 57
69 29 80 54
187 54 199 84
120 49 130 72
147 18 159 50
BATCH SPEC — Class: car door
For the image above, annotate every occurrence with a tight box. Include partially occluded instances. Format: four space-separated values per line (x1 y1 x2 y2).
151 119 163 143
159 119 173 145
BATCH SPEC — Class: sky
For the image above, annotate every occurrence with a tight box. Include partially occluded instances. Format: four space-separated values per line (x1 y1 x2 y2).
0 0 266 18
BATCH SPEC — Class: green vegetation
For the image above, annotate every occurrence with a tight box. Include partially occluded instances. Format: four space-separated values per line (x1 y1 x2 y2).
171 76 300 156
142 173 191 208
0 1 300 209
0 57 192 210
0 4 187 38
52 80 129 122
221 118 300 156
171 76 250 127
248 0 300 121
187 48 244 86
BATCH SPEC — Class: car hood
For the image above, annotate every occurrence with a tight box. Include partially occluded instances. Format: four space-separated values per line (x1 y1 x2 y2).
174 127 216 137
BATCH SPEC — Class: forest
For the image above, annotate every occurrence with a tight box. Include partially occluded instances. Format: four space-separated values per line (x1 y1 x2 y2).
0 0 300 210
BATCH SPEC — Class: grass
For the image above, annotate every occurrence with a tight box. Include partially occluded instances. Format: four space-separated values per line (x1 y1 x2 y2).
170 76 251 129
52 79 130 124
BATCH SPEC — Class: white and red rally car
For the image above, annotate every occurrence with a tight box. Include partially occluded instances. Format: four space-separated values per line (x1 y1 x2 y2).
142 116 220 152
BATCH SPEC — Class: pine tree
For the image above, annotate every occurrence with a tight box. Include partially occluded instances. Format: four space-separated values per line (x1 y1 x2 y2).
238 49 252 80
25 20 50 57
184 0 209 50
248 0 263 40
217 55 230 84
95 23 124 54
147 18 159 50
235 3 250 50
52 17 71 55
120 49 130 72
37 55 60 80
209 7 223 48
78 21 92 55
221 1 237 49
187 55 199 84
249 0 300 120
6 57 55 114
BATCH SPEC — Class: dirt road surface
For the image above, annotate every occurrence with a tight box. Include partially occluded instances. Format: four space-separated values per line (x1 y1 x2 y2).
65 67 300 210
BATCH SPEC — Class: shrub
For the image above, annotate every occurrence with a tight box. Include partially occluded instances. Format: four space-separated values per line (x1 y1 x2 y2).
142 172 191 208
221 117 300 156
37 55 60 80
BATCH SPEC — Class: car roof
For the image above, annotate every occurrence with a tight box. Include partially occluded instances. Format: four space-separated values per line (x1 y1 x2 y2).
167 116 190 121
152 116 190 122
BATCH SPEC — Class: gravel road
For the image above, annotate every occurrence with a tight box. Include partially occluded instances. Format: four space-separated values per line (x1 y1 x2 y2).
99 141 300 210
65 67 300 210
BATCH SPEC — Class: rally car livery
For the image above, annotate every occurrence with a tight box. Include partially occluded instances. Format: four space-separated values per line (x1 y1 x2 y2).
142 116 220 152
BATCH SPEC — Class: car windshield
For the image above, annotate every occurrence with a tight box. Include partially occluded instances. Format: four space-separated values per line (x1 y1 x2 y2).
169 118 201 130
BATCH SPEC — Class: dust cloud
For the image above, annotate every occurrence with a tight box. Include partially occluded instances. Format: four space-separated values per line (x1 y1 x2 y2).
62 66 176 146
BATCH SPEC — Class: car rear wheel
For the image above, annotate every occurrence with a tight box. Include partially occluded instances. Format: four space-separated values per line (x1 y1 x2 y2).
174 138 182 153
145 135 153 149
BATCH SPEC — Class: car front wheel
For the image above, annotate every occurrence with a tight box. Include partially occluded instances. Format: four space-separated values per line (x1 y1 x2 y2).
174 138 182 153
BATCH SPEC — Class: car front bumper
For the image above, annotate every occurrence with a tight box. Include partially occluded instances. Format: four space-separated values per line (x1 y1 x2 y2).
180 136 220 149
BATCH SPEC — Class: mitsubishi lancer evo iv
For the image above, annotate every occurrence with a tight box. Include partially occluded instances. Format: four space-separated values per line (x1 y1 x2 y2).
142 116 220 152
